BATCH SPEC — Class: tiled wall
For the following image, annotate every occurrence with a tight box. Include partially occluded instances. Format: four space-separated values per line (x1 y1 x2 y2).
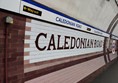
0 10 26 83
0 10 118 83
24 18 104 64
23 17 118 83
25 56 105 83
23 18 106 82
0 11 5 83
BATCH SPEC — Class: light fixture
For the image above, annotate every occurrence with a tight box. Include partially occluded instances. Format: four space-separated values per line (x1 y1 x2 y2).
5 16 14 24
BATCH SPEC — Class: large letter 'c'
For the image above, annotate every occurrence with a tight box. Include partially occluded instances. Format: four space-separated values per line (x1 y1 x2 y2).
35 33 47 51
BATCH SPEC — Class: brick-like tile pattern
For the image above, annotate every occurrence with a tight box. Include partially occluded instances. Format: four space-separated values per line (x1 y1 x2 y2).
0 29 5 83
24 44 30 48
24 52 104 81
25 56 105 83
24 18 32 66
25 27 31 31
26 18 31 23
0 11 6 83
25 35 30 39
0 10 26 83
78 57 118 83
24 52 30 56
24 60 30 65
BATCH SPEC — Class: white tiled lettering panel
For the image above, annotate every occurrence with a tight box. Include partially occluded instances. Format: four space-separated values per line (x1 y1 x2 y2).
24 19 104 63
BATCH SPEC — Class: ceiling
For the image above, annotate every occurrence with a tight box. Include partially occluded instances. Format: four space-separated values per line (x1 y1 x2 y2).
34 0 118 36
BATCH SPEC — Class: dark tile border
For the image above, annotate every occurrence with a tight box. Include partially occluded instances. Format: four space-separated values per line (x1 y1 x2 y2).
0 10 26 83
77 57 118 83
24 52 104 81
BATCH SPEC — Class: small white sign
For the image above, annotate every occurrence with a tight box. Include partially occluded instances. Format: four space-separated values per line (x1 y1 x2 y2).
112 40 116 54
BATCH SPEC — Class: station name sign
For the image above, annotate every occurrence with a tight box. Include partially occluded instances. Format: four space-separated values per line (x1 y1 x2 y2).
20 0 109 37
24 19 104 63
35 33 103 51
56 17 82 28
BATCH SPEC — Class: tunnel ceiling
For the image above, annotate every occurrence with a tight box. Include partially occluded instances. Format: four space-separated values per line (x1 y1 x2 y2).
34 0 118 36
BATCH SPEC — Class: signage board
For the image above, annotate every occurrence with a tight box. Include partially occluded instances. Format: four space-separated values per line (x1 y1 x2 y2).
24 19 104 63
0 0 110 37
20 0 109 38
